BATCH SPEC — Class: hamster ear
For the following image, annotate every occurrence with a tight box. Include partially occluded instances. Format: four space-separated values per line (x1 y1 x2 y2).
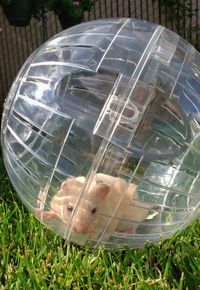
61 177 76 191
96 183 110 198
127 183 138 199
61 179 70 191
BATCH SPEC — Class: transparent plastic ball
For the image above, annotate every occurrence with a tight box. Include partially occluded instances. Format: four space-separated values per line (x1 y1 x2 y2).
1 18 200 248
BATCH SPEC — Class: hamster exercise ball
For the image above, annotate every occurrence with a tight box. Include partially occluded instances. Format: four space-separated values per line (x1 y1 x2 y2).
1 18 200 248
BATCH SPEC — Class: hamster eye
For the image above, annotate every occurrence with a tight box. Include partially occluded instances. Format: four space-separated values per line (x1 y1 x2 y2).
91 207 97 215
67 204 74 212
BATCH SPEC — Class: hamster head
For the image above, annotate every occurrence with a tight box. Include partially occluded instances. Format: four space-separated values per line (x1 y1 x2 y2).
51 177 110 235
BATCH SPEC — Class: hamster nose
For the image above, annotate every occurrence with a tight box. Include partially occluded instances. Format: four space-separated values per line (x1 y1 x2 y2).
73 222 88 234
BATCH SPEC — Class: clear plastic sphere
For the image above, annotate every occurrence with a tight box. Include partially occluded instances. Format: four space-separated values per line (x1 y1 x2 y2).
1 18 200 248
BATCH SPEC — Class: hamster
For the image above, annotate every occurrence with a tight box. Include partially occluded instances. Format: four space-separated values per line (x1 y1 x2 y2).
35 173 154 239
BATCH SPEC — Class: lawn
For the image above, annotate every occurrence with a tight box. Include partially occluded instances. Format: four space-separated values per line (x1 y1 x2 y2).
0 155 199 290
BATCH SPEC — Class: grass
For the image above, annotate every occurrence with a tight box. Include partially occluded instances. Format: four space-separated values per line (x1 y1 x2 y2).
0 157 200 289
